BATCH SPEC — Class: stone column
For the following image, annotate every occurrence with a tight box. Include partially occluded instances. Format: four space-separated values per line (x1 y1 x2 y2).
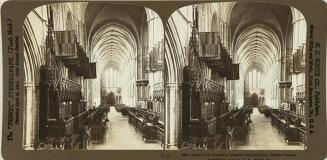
280 49 289 82
279 81 292 103
165 82 182 149
136 41 145 103
88 79 93 109
276 60 281 107
285 48 293 81
136 80 149 103
24 82 38 149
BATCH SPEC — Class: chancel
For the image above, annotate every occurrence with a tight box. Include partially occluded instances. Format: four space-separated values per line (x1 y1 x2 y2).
165 2 306 150
23 2 165 150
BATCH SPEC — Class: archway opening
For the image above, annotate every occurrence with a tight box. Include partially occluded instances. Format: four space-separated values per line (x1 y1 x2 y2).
249 93 259 107
107 92 116 106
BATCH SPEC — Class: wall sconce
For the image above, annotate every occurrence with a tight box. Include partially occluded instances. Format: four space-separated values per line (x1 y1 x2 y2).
205 102 209 105
212 102 215 105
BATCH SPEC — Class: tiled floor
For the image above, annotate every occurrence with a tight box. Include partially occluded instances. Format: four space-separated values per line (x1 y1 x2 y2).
234 108 304 150
89 107 163 150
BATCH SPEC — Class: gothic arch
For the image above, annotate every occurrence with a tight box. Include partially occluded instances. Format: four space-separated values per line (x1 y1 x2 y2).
165 18 187 82
23 18 44 83
235 24 281 73
90 22 138 73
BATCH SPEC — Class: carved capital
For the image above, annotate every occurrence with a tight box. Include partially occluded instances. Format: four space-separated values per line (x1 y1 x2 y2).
279 81 292 88
136 79 149 87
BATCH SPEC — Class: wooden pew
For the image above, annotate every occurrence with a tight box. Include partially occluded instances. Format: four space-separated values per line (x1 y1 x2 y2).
270 109 305 144
128 107 164 144
229 108 250 144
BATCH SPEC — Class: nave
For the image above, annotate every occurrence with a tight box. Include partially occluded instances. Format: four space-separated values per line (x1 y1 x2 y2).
234 108 303 150
23 2 165 150
23 2 308 151
165 2 307 150
89 107 162 150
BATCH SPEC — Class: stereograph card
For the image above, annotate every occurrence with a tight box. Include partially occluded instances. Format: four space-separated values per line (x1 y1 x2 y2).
1 0 326 159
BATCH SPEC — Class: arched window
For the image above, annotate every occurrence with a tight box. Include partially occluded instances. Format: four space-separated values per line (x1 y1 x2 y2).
248 68 262 89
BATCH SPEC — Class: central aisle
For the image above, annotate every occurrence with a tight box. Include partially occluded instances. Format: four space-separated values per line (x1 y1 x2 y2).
89 107 163 150
234 108 303 150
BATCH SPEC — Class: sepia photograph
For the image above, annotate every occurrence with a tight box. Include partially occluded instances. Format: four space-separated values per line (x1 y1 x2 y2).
23 2 165 150
164 2 307 150
22 1 309 151
1 0 327 159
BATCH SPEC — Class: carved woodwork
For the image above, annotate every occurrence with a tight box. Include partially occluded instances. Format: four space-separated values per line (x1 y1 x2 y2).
179 7 244 149
271 109 306 144
54 31 96 79
38 6 97 150
128 107 163 143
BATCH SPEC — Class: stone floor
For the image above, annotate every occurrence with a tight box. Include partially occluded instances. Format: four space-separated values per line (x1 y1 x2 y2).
89 107 163 150
88 107 305 150
234 108 304 150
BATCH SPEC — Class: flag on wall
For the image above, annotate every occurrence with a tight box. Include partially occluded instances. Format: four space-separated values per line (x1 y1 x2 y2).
198 32 221 58
54 30 77 57
149 40 164 71
299 44 305 68
86 62 97 79
293 44 306 74
227 63 240 80
293 49 301 73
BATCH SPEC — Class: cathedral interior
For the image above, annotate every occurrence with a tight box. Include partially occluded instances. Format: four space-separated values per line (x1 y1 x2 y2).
23 2 307 150
23 2 164 150
165 2 306 150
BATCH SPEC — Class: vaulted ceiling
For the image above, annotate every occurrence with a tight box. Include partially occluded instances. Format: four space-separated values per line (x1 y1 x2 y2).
230 3 292 73
84 3 147 73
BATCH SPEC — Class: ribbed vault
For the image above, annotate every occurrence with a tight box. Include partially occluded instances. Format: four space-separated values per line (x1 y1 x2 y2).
84 3 147 74
90 23 137 74
230 3 290 74
227 2 293 107
83 3 149 106
235 24 280 73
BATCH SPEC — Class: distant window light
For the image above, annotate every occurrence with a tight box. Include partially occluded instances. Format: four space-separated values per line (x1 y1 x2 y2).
248 68 261 89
